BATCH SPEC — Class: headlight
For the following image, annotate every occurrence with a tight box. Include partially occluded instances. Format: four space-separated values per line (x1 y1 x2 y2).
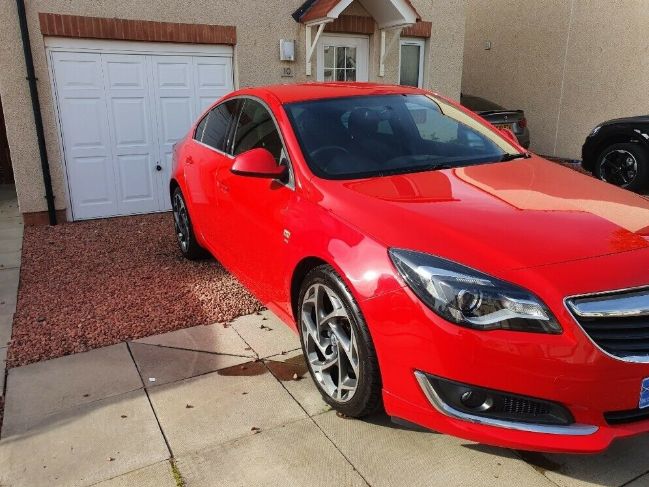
589 125 601 137
389 249 561 334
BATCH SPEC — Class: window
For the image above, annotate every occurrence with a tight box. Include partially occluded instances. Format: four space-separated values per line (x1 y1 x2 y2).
399 39 425 88
200 99 239 152
232 99 284 162
323 45 357 82
194 115 208 141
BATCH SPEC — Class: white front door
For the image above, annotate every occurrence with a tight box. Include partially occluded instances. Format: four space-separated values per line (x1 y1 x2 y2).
50 43 233 220
317 35 369 82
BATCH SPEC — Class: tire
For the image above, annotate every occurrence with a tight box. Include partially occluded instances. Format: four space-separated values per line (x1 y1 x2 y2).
594 142 649 192
298 265 382 417
171 187 209 260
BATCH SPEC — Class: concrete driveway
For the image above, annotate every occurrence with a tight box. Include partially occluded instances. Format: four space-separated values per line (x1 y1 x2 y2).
1 309 649 487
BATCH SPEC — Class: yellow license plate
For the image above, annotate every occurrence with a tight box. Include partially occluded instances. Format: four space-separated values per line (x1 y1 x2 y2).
494 123 513 130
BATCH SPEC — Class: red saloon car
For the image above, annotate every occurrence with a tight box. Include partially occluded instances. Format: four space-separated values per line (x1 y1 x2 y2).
170 83 649 453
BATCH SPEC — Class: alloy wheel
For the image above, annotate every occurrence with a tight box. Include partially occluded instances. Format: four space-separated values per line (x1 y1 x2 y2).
301 283 360 402
600 149 638 187
172 192 190 253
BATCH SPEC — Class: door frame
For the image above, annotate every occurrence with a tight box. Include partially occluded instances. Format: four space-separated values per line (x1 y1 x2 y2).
316 34 370 82
45 38 234 221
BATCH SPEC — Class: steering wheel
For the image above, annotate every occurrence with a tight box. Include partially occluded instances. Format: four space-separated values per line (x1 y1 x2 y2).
311 146 350 160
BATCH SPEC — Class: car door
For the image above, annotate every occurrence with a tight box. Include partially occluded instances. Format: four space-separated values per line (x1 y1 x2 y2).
184 99 240 251
217 97 296 308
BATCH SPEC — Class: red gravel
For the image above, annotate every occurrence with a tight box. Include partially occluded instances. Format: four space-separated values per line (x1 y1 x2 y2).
8 213 262 367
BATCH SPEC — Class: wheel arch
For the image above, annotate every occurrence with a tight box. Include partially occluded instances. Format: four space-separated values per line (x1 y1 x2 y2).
585 130 649 170
290 256 329 322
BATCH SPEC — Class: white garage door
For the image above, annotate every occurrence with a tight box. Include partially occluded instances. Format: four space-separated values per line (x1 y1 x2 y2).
49 41 233 220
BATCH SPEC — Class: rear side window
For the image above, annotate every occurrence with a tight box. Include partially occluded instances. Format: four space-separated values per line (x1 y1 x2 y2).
232 99 284 162
197 99 239 152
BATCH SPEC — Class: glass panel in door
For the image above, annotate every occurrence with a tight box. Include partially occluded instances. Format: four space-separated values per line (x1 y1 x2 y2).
400 43 421 87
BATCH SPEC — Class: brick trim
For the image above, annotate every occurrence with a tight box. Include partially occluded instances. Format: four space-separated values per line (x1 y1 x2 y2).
324 15 375 35
38 13 236 45
402 21 432 38
22 209 67 226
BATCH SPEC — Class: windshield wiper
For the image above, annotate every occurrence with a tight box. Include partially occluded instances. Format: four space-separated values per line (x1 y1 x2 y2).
499 152 530 162
378 162 453 177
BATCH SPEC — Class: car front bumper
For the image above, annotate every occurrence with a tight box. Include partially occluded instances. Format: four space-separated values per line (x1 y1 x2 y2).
361 250 649 453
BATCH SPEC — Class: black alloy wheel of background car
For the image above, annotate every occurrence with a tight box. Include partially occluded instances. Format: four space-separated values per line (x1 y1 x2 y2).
582 116 649 192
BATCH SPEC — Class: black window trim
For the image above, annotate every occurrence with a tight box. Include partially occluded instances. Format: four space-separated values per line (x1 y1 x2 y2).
192 95 295 189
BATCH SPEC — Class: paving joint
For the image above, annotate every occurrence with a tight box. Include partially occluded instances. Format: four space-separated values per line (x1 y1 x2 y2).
126 341 175 459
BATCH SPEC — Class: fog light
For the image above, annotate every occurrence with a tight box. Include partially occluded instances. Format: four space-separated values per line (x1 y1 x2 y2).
425 374 574 426
460 390 494 411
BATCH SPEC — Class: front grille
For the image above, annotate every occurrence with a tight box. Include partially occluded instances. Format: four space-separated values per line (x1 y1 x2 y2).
573 316 649 358
503 396 550 417
605 407 649 425
567 288 649 360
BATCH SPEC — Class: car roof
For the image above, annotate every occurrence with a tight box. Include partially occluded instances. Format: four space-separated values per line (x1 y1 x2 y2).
231 82 429 105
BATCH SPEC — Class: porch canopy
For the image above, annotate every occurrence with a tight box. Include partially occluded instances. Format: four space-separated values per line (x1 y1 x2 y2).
293 0 422 76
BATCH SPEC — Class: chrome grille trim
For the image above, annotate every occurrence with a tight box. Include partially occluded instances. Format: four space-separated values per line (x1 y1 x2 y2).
565 286 649 363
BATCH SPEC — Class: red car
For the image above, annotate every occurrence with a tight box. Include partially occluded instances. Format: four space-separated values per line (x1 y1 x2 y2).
170 82 649 453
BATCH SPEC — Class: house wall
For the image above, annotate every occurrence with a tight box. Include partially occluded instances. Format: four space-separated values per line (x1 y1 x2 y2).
462 0 649 159
0 0 465 218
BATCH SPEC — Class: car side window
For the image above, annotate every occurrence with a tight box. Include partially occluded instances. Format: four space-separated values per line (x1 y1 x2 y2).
232 99 284 162
200 99 239 152
194 115 208 141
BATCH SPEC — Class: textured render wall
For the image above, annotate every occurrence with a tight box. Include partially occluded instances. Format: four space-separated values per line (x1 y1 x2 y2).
0 0 463 215
555 1 649 158
462 0 571 156
463 0 649 159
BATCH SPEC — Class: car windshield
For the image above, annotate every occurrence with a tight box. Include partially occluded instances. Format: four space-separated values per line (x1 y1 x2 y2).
285 94 519 180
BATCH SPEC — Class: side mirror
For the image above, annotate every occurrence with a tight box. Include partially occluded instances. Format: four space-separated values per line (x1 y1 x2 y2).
230 148 287 179
499 127 518 143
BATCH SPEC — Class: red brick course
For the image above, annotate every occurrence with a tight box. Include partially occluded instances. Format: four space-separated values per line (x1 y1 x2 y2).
38 13 236 45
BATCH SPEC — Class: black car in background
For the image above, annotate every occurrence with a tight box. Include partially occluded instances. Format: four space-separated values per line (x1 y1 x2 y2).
460 94 530 148
582 116 649 191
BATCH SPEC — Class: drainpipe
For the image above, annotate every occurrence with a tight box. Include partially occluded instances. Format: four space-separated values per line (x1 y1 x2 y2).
16 0 57 225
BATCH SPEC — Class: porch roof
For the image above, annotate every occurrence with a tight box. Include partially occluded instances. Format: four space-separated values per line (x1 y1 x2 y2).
293 0 421 29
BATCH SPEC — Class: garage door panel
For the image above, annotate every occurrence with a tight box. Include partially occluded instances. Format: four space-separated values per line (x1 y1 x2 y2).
110 97 151 148
105 58 147 89
116 154 158 204
68 156 115 210
52 51 119 218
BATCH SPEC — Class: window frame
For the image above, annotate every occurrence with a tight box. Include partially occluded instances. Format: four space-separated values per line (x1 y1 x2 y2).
398 38 426 89
193 99 241 159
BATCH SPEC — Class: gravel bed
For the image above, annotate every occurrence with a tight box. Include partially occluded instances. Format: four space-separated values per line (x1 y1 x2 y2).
8 213 262 367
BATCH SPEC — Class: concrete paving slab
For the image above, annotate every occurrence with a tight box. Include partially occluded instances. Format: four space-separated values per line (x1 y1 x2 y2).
230 310 300 358
177 417 367 487
626 472 649 487
148 364 307 456
0 217 23 231
2 344 142 436
0 390 169 487
0 250 21 269
543 435 649 487
313 411 553 487
0 235 21 252
0 268 19 308
266 353 330 417
91 461 176 487
135 322 254 357
129 342 250 388
0 226 23 244
0 313 12 347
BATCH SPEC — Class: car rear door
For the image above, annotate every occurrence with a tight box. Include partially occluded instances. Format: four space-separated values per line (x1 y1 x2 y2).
216 97 297 309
